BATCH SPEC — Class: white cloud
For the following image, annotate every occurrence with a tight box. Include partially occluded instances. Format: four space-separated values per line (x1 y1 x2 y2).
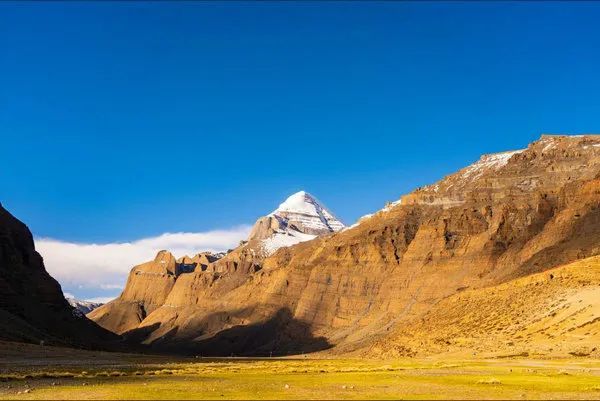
35 226 251 301
63 292 112 304
84 297 115 304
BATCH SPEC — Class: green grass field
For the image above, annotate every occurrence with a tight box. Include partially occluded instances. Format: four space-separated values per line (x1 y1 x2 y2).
1 355 600 400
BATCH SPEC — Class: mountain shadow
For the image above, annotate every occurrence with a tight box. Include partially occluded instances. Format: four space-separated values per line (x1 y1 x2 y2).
125 307 332 357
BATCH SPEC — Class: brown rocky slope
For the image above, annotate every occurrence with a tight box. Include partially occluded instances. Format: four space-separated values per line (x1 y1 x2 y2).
367 254 600 359
0 203 119 348
91 134 600 356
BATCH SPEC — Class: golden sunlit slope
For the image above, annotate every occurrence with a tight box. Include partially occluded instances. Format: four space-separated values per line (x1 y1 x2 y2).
369 255 600 359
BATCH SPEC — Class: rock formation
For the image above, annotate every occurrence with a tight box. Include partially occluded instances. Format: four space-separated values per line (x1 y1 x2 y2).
89 191 345 348
90 135 600 357
0 204 117 348
89 250 222 335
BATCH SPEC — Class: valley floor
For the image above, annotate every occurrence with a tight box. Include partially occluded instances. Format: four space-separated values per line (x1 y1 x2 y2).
0 342 599 400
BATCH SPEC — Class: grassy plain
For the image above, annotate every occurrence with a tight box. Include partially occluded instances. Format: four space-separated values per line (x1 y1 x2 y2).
0 342 599 400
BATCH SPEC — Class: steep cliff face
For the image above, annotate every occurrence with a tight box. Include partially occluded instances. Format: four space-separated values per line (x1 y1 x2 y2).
0 204 117 347
91 135 600 356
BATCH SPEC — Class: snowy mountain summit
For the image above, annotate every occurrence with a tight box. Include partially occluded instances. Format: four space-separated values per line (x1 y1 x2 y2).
270 191 345 234
248 191 345 255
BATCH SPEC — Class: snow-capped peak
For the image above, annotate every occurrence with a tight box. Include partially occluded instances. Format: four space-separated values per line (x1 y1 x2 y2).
272 190 321 215
250 190 345 256
269 191 345 233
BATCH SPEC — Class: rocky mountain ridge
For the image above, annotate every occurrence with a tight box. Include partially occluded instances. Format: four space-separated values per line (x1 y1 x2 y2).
89 134 600 356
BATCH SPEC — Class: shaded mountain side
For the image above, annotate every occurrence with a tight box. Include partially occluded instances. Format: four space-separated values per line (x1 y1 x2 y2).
364 255 600 359
125 308 331 357
91 135 600 356
0 204 119 348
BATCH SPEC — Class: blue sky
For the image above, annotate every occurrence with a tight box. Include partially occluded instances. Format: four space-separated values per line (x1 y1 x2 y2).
2 1 600 300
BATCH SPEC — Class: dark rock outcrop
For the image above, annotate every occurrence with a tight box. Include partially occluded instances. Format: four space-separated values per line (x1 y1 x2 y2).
0 204 118 348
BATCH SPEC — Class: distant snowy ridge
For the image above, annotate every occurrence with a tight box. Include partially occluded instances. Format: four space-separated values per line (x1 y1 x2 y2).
66 296 104 315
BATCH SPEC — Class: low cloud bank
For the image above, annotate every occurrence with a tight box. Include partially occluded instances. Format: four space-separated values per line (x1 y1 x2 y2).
36 226 251 301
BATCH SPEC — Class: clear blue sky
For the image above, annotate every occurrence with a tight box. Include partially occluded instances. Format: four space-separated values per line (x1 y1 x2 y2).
2 1 600 242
